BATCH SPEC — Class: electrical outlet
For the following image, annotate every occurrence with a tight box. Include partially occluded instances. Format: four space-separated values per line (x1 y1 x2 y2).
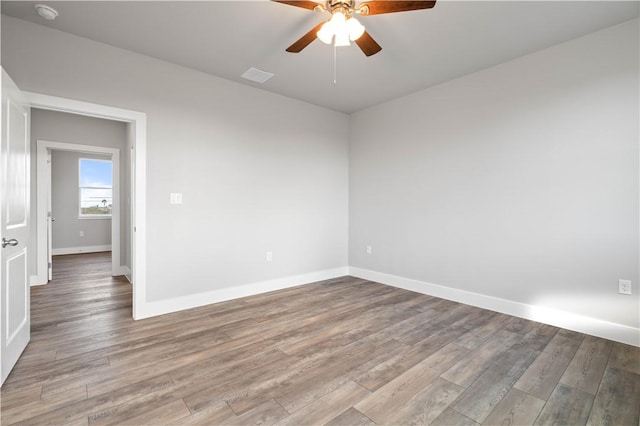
366 245 372 255
266 251 273 262
618 279 632 295
170 193 182 204
79 231 84 237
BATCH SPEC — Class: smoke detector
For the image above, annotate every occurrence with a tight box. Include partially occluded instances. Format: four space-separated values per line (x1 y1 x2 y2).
35 4 58 20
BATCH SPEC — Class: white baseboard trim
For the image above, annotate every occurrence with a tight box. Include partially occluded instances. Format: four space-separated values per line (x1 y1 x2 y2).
136 267 349 320
119 266 132 283
52 245 112 256
30 275 46 286
349 267 640 347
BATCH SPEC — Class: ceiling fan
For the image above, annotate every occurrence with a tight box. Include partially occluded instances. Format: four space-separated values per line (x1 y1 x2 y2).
273 0 437 57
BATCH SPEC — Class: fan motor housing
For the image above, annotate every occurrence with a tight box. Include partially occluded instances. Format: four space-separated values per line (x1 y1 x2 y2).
327 0 356 12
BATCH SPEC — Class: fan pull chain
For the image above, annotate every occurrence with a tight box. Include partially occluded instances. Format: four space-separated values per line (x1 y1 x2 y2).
333 43 337 84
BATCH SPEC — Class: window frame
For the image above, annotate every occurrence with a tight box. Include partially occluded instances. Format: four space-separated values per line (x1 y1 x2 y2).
78 157 113 219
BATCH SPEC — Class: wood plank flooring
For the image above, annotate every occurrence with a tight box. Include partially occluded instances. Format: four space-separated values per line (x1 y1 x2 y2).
1 252 639 425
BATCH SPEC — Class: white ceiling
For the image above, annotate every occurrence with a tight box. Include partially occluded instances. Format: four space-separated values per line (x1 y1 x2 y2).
2 1 638 113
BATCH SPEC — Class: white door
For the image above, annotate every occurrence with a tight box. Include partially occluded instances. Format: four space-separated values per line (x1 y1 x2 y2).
1 69 30 385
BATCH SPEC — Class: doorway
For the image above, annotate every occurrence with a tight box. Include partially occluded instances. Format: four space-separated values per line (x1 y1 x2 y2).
26 91 147 319
38 140 123 281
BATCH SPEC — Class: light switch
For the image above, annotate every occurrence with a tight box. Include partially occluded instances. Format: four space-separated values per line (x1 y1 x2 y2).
170 193 183 204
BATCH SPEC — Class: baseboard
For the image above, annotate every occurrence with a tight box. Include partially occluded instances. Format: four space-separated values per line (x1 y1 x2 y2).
52 245 112 256
30 275 46 286
349 267 640 347
136 267 349 320
119 266 132 283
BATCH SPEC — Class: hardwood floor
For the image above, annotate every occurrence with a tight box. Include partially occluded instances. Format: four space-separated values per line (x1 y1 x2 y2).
1 252 639 425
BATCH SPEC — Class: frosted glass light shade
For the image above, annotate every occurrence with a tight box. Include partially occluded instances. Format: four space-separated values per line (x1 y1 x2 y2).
347 17 365 41
330 11 347 27
317 21 334 44
335 32 351 47
316 11 365 47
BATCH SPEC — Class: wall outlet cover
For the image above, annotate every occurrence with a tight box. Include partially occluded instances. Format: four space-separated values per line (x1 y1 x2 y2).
170 193 183 204
618 279 632 295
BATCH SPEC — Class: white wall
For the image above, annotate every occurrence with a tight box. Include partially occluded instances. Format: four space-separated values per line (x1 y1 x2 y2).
1 16 349 303
50 151 112 251
3 13 636 342
350 19 639 334
30 109 128 266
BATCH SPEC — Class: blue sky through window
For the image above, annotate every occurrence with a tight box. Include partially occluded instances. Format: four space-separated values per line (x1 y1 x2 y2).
80 158 112 188
79 159 112 211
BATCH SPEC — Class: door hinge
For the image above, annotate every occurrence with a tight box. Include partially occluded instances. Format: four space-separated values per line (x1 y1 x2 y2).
48 262 52 269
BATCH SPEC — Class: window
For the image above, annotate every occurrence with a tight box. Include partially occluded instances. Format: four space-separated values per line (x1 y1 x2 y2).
79 158 112 218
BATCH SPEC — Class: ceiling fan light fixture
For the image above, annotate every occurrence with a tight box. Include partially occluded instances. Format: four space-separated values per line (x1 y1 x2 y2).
317 10 359 47
277 0 437 56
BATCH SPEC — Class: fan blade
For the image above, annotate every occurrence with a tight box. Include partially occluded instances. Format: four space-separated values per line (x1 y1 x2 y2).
286 22 325 53
272 1 322 11
359 0 436 15
355 31 382 56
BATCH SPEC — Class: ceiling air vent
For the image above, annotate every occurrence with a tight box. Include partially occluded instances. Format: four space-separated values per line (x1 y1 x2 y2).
241 67 274 84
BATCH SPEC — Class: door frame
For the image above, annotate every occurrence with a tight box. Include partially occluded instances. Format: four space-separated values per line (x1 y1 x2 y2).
26 92 147 320
37 140 121 279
